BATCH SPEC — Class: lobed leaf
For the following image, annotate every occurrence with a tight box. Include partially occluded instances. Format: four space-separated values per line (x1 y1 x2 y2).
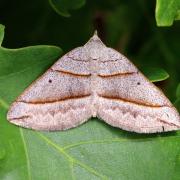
0 25 62 179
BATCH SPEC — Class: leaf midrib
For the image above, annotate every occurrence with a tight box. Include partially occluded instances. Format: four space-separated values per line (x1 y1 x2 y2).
36 132 108 180
20 129 32 180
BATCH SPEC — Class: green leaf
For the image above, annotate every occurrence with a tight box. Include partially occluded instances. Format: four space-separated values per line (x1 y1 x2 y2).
142 67 169 82
0 25 62 179
156 0 180 26
176 83 180 99
0 24 180 180
0 24 5 46
0 147 6 160
49 0 86 17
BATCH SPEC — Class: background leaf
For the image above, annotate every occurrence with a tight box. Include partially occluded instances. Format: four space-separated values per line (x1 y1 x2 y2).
156 0 180 26
0 27 62 179
176 83 180 99
0 24 5 46
142 67 169 82
49 0 86 17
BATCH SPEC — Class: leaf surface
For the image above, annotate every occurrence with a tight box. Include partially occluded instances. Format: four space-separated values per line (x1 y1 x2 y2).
156 0 180 26
142 67 169 82
0 25 180 180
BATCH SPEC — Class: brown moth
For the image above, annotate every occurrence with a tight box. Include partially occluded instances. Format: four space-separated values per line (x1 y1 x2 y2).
7 32 180 133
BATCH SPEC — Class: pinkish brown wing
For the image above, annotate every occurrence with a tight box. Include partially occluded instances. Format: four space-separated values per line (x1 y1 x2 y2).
97 48 180 133
7 47 93 131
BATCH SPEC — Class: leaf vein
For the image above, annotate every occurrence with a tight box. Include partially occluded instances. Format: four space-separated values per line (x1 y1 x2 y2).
63 136 180 150
36 132 108 180
20 129 32 180
0 98 9 109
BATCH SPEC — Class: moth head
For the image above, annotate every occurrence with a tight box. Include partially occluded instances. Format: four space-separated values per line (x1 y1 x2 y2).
84 31 106 60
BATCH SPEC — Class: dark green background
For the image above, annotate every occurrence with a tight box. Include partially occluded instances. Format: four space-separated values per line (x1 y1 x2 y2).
0 0 179 101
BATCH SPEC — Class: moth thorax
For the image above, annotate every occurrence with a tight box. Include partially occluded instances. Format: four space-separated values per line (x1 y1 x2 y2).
89 44 107 60
84 37 105 60
89 49 100 60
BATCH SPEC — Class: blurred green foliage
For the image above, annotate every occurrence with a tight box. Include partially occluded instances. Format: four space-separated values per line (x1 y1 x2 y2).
0 0 180 179
49 0 86 17
0 0 179 102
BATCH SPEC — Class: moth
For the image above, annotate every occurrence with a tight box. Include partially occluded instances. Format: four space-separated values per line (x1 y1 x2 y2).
7 32 180 133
